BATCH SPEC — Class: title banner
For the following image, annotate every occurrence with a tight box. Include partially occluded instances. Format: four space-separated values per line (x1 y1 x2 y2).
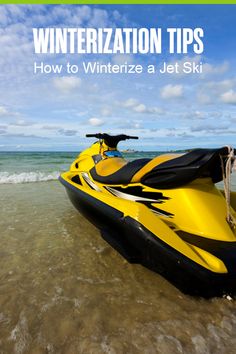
2 1 236 5
33 27 204 55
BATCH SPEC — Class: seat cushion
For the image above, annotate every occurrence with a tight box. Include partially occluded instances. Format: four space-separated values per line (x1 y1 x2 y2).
90 158 151 184
141 147 230 189
131 154 179 183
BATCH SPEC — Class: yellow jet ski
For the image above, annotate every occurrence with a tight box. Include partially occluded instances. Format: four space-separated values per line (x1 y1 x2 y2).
59 133 236 297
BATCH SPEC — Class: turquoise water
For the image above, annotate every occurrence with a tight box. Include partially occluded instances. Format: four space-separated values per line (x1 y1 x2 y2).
0 151 236 353
0 151 235 183
0 151 158 184
0 151 235 188
0 152 77 183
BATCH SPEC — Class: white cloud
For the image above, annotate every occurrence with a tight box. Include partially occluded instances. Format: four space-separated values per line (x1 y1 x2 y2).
197 92 211 105
118 120 141 129
88 117 104 126
161 84 183 99
112 54 134 65
0 105 20 118
58 128 77 136
133 104 163 114
122 98 163 114
220 90 236 105
2 132 49 139
10 119 33 126
202 61 229 76
193 111 207 119
0 106 9 116
123 98 139 108
191 123 229 134
88 8 109 27
41 125 61 130
197 78 236 105
53 76 82 93
205 79 236 93
101 107 112 117
133 104 147 113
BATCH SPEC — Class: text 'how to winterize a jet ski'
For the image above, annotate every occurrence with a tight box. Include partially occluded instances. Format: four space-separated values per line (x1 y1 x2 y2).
34 61 203 75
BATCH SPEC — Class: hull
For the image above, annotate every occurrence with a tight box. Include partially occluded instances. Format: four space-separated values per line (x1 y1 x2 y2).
60 176 236 298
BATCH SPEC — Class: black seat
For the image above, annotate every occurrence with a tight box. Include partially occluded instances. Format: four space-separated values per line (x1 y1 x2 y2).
90 158 151 184
141 147 230 189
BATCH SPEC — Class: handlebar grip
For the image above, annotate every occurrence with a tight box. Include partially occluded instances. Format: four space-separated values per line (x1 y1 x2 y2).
86 134 97 137
128 136 139 139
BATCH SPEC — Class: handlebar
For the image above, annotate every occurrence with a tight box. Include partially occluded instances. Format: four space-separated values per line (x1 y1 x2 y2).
85 133 139 148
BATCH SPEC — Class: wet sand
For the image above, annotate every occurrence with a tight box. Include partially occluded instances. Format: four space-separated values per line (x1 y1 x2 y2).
1 180 236 353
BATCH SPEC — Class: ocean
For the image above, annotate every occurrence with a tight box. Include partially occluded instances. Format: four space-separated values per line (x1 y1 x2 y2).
0 151 236 354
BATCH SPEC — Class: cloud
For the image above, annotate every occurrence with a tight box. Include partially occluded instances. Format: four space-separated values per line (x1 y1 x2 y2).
58 128 77 136
41 125 61 130
191 124 229 133
0 106 10 116
177 132 194 139
197 78 236 105
112 54 134 65
0 105 21 118
209 111 223 118
202 61 229 76
197 92 211 105
208 79 235 91
88 117 104 126
1 133 49 139
183 110 206 120
100 107 112 117
220 90 236 105
53 76 82 93
122 98 163 114
133 104 163 114
10 119 33 126
123 98 139 108
133 104 147 113
118 120 141 129
88 8 109 27
161 84 184 99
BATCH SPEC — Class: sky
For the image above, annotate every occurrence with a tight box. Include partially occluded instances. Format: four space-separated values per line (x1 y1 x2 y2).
0 4 236 151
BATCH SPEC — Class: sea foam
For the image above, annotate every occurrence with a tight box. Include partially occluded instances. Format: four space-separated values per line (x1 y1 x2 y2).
0 171 60 184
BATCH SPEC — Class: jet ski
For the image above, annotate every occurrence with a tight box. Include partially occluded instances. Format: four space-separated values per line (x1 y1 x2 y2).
59 133 236 297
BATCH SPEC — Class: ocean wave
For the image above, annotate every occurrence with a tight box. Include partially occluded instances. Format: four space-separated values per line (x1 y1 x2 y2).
0 171 60 184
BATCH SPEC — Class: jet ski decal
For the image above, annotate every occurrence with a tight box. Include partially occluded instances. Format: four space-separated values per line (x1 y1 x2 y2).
105 185 163 202
81 172 101 191
105 186 173 218
81 174 173 217
105 186 169 202
138 200 174 218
